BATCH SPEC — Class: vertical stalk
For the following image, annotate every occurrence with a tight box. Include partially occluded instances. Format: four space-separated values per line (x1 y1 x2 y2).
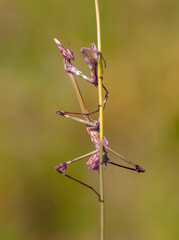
95 1 105 240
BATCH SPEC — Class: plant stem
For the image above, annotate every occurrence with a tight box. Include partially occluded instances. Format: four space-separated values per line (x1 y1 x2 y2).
95 1 105 240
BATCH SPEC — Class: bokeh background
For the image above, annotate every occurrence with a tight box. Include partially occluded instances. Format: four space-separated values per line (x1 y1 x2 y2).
0 0 179 239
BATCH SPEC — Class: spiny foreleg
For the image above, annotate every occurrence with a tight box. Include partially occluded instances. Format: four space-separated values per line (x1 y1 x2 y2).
80 43 100 87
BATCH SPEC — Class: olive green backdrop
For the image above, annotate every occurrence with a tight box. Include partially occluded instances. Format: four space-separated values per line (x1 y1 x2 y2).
0 0 178 239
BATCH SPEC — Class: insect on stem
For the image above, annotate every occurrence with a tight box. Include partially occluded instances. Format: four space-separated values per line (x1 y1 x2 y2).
53 36 145 202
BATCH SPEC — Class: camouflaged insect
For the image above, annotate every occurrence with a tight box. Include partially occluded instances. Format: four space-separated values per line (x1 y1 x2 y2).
54 38 145 201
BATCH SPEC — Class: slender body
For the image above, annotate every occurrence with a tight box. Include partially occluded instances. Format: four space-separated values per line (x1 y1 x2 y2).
54 39 145 200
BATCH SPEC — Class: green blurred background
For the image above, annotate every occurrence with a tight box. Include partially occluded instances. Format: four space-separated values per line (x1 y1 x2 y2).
0 0 179 239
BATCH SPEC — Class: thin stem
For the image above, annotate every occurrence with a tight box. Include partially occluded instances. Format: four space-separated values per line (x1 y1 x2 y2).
95 1 105 240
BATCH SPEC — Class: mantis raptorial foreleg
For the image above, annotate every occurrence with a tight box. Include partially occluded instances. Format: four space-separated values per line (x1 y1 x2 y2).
54 38 109 108
81 44 106 81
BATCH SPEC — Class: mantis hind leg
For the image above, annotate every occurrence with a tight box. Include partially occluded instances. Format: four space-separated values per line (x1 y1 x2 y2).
56 168 102 201
55 150 103 201
106 146 145 173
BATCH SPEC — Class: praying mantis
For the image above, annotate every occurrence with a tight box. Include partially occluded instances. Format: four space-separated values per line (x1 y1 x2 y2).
54 38 145 201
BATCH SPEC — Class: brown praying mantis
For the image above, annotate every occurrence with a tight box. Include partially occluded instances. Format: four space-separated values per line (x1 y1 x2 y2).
54 38 145 201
